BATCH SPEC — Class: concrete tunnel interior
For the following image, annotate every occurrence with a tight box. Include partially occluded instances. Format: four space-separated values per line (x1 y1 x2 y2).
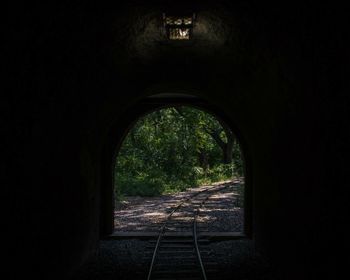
7 1 347 280
105 94 251 238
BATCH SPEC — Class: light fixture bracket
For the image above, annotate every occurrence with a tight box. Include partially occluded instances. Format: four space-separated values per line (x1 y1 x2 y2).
163 13 196 40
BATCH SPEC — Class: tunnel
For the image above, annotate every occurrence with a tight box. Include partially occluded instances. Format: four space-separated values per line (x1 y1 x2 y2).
104 93 251 238
7 1 347 280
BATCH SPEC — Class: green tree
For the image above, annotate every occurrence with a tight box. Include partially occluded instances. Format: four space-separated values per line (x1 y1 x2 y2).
115 106 243 197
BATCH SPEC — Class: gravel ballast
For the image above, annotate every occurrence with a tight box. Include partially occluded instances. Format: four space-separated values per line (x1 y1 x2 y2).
114 180 244 233
73 180 281 280
73 239 280 280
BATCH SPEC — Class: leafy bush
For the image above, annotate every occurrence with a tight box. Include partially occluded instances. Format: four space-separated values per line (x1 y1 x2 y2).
114 107 244 198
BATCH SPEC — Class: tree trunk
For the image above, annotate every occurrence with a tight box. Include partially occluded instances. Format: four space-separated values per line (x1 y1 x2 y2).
207 127 234 164
198 148 209 172
223 137 234 164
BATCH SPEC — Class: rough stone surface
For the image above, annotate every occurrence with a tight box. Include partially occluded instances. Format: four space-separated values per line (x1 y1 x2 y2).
9 1 343 279
72 239 280 280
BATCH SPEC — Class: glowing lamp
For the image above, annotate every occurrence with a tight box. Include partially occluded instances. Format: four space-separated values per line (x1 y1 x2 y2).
163 13 195 40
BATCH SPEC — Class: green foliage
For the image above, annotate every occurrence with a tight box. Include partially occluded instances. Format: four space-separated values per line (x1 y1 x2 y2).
114 106 243 198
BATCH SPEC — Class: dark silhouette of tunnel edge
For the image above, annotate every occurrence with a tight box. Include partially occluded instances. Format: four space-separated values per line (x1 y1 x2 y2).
100 91 253 239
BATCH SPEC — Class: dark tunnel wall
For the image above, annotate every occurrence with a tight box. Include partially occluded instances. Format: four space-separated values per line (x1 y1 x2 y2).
7 1 347 279
100 95 255 240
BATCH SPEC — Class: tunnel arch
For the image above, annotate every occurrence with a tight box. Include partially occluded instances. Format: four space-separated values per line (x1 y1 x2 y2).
100 91 253 239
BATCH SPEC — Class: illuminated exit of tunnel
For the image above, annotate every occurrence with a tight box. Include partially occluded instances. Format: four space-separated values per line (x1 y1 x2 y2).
112 104 247 235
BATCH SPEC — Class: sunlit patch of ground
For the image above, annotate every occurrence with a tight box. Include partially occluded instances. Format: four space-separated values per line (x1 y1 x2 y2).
114 180 244 232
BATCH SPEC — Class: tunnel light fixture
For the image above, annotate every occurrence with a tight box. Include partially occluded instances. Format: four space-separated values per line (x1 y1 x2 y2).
163 13 195 40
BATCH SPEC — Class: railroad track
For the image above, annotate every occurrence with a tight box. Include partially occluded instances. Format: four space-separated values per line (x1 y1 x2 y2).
146 182 237 280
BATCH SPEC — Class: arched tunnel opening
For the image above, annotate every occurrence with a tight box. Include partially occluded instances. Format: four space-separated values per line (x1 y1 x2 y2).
75 95 265 280
112 99 247 235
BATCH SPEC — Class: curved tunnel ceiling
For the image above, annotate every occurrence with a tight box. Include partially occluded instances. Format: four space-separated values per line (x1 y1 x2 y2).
106 0 267 76
128 10 231 57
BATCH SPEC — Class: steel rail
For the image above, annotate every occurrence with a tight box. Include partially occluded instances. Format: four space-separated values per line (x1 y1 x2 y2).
147 200 187 280
193 184 233 280
147 183 233 280
147 186 214 280
193 197 209 280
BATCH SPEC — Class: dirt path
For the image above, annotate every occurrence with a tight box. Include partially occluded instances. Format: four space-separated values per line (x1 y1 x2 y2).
114 179 244 232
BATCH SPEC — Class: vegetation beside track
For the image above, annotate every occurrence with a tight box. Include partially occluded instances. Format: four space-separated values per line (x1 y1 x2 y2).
115 106 243 198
